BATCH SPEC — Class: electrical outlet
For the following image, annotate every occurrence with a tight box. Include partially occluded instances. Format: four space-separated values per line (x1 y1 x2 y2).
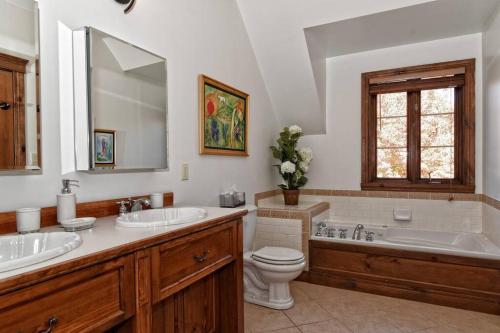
181 163 189 181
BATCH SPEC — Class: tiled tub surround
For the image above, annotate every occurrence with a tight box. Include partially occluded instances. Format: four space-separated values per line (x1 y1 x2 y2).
255 190 500 236
484 203 500 248
254 200 330 270
306 194 483 233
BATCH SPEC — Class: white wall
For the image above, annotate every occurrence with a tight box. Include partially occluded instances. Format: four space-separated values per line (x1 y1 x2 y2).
0 0 279 212
301 34 484 192
483 7 500 200
237 0 433 134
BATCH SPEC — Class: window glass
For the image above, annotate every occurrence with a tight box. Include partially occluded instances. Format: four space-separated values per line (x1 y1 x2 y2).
376 92 407 178
420 88 455 179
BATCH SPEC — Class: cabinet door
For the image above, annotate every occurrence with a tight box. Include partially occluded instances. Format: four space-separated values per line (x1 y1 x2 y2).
154 274 217 333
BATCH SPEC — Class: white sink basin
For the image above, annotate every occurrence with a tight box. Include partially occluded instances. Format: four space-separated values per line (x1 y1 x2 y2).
0 232 82 273
116 207 208 228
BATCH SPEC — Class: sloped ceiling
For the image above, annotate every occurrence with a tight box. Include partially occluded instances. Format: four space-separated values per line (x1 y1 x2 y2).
237 0 500 135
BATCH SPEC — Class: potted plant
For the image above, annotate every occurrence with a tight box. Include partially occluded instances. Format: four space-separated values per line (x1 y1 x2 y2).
270 125 313 205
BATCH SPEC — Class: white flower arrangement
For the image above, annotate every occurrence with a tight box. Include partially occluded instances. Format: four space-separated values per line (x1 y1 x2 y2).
281 161 296 174
299 161 309 173
270 126 312 190
298 147 313 163
289 125 302 135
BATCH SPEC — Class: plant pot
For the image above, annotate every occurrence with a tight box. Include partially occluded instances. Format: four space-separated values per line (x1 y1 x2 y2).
282 189 300 206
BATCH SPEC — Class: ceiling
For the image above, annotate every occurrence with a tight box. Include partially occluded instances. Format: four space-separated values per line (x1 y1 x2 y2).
237 0 500 135
306 0 500 58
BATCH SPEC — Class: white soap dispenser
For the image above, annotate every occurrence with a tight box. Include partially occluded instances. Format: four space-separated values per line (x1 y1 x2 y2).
57 179 79 223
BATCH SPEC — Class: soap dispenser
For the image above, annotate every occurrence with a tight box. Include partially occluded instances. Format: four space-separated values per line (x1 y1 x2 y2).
57 179 79 223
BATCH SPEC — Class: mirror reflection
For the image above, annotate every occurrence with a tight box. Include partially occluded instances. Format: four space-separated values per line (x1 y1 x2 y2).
0 0 40 171
74 27 168 171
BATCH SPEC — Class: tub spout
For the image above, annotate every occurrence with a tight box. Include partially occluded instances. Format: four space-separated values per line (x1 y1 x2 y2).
352 224 365 240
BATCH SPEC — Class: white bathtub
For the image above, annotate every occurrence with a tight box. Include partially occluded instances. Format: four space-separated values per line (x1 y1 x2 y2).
311 223 500 260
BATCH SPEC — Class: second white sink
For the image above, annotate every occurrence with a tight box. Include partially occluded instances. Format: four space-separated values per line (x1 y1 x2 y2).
116 207 208 228
0 232 82 273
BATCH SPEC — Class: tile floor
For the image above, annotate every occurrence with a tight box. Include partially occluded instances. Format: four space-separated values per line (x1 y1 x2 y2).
244 281 500 333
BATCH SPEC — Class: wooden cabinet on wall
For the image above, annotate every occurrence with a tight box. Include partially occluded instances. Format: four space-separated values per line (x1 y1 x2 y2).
0 216 244 333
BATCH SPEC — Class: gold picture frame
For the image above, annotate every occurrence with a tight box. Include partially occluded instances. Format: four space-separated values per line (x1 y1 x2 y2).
199 75 249 156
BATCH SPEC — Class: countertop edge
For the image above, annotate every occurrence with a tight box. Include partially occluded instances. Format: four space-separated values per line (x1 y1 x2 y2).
0 209 247 294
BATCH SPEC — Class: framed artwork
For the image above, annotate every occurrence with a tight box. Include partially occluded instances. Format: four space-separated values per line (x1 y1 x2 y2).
199 75 249 156
94 129 116 167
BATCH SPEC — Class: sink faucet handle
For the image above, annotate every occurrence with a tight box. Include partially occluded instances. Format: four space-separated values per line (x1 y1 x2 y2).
116 201 129 216
338 228 348 239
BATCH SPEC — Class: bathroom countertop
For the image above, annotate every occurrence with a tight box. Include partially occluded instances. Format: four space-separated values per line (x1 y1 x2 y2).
0 206 247 287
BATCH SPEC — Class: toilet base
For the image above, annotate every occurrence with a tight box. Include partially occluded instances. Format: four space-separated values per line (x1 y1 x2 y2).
244 288 295 310
243 250 305 310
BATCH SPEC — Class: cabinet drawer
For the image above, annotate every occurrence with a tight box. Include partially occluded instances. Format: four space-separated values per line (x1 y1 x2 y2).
0 255 135 333
152 222 237 301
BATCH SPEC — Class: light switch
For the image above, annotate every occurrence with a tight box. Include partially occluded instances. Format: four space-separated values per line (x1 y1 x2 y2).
181 163 189 181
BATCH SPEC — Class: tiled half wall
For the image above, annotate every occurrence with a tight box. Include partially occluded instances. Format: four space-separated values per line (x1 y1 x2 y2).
254 189 500 247
255 202 329 270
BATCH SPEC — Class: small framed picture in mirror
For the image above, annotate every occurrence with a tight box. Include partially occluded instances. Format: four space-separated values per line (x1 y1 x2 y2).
94 129 116 167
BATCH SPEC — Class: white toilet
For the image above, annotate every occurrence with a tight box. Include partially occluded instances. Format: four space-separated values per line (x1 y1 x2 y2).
243 205 306 310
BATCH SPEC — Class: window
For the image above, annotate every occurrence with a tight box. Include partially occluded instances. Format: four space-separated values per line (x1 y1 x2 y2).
361 59 475 193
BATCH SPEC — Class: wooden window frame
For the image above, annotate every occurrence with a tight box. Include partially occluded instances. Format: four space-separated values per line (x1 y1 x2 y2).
361 59 475 193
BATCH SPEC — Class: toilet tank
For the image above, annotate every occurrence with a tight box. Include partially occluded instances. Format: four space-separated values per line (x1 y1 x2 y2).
243 205 257 252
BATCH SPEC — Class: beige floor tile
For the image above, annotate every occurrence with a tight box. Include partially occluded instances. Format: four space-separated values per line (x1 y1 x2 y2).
244 282 500 333
298 318 352 333
244 302 296 332
317 295 388 320
386 311 437 333
283 300 331 325
417 324 485 333
292 281 354 300
290 281 312 303
342 314 403 333
268 328 302 333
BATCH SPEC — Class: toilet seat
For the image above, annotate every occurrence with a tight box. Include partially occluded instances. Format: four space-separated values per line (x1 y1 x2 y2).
251 246 305 265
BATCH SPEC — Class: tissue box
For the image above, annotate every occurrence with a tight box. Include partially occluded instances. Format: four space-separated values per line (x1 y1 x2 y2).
219 192 246 208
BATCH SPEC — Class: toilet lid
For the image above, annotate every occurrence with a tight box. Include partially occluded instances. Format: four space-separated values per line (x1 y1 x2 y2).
252 246 305 265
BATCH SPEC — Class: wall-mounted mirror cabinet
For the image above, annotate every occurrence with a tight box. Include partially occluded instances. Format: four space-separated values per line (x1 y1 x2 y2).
0 0 41 173
73 27 168 172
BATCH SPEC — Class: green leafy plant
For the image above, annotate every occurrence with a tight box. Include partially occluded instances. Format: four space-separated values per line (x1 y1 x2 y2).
270 126 312 190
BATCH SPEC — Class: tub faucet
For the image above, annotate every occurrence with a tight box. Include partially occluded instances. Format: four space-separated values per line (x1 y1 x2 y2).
352 224 365 240
316 222 327 236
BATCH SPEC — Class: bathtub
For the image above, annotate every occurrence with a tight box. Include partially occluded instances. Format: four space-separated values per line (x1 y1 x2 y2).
311 223 500 260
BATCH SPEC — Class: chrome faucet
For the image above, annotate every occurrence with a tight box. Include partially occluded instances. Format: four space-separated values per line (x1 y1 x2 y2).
316 222 327 236
116 200 130 217
131 198 151 212
352 224 365 240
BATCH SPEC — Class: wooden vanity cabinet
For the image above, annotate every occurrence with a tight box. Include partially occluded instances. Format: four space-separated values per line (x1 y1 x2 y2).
0 255 135 333
148 221 243 333
0 216 244 333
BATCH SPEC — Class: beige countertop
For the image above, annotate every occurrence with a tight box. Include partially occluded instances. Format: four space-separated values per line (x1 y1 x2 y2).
0 206 247 282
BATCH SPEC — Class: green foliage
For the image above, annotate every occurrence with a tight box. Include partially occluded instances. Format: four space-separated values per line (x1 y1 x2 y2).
270 126 311 190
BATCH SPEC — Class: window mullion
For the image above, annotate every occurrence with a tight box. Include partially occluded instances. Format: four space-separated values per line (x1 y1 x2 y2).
407 91 420 183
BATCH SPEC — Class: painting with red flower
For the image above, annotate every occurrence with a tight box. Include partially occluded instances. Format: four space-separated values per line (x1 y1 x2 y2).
199 75 249 156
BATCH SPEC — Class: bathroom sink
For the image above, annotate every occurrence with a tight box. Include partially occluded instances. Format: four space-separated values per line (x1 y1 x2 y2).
0 232 82 273
116 207 208 228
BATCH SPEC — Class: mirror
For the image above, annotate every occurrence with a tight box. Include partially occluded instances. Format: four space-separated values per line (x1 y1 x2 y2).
0 0 40 172
74 27 168 172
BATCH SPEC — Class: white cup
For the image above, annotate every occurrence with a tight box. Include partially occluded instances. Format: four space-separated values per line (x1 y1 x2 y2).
150 193 164 209
16 208 41 234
